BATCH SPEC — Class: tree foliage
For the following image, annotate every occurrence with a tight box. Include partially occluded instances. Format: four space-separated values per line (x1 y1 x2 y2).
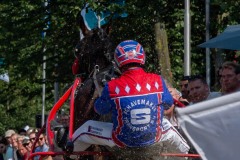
0 0 239 135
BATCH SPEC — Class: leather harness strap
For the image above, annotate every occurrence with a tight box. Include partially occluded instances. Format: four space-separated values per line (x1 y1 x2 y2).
93 65 102 97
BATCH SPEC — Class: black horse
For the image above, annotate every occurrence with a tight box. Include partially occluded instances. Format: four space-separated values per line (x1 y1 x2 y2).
72 28 119 132
68 28 120 160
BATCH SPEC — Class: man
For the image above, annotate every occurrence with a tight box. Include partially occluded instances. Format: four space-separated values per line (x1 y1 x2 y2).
29 131 38 148
22 137 32 159
187 75 221 160
5 130 15 160
33 133 49 160
221 61 240 94
35 133 49 153
188 75 221 104
72 40 189 153
10 133 19 160
179 76 190 101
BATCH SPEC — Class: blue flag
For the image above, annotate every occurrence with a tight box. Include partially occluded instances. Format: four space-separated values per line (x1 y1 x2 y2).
81 1 128 30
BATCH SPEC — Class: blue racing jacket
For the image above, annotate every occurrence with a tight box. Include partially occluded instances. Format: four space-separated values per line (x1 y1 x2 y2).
94 67 173 147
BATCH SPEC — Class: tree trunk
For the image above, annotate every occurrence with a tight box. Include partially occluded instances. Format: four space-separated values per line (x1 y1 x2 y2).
154 23 172 84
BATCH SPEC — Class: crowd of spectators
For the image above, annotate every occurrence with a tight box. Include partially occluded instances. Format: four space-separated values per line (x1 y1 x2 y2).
0 127 50 160
164 61 240 159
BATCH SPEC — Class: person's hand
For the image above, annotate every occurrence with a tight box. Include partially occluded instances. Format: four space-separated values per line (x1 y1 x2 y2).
164 104 175 118
179 97 189 105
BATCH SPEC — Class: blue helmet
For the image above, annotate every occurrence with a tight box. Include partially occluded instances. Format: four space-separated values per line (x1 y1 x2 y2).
114 40 145 67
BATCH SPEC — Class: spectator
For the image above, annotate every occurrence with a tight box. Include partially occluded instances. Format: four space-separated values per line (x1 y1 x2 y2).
5 129 15 160
72 40 190 154
26 127 35 136
57 113 69 127
18 129 27 136
0 137 8 160
11 134 18 150
28 129 42 160
17 135 25 160
5 130 15 145
11 133 19 160
17 135 24 146
17 143 28 160
35 133 49 153
187 75 221 160
28 130 50 160
22 137 32 153
28 130 39 155
221 61 240 94
188 75 221 104
22 137 33 160
179 76 191 101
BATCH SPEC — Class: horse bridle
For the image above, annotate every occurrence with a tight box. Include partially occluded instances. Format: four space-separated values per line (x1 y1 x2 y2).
93 65 102 97
91 63 121 97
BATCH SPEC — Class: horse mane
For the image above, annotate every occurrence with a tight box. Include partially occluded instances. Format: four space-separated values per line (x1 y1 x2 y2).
74 28 114 77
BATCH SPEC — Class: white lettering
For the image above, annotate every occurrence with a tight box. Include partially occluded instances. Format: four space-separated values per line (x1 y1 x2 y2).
130 108 151 125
